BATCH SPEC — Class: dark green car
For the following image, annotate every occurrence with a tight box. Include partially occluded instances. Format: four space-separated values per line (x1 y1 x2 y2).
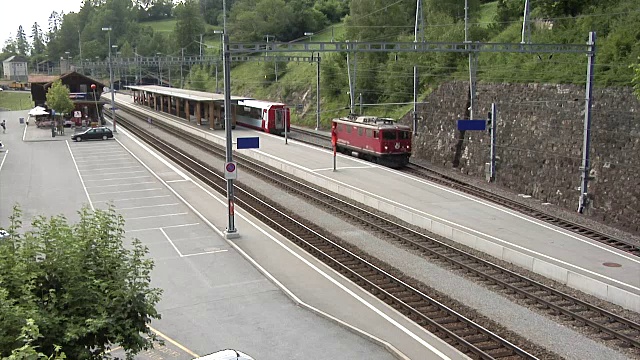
72 127 114 142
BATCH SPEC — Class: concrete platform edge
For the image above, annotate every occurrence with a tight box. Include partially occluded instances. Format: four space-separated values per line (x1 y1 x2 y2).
114 99 640 313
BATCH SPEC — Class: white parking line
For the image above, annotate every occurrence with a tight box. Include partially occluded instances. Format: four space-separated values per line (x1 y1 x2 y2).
0 150 8 173
92 195 172 203
91 188 162 195
85 181 156 189
127 212 188 220
182 249 228 257
160 228 183 256
66 142 94 210
74 156 131 162
84 175 150 182
165 179 190 183
117 203 180 211
126 223 200 233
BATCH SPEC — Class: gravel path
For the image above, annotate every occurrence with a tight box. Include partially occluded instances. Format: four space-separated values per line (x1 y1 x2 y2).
123 114 636 359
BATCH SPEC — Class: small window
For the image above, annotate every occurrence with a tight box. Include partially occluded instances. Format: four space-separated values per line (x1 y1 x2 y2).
358 128 363 136
366 129 372 137
373 130 378 138
346 126 352 134
399 131 410 140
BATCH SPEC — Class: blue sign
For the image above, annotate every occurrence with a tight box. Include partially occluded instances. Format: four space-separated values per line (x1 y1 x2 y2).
457 120 487 131
237 137 260 149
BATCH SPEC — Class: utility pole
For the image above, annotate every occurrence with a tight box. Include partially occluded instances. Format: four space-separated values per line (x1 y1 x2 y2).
521 0 531 44
199 34 203 58
316 53 321 130
264 34 276 82
101 27 116 133
489 103 497 182
578 32 596 214
346 42 354 114
465 0 476 120
222 0 238 238
413 0 424 134
180 48 184 88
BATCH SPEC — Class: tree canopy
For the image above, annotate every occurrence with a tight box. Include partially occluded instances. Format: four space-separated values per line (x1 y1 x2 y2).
45 80 74 116
0 205 162 359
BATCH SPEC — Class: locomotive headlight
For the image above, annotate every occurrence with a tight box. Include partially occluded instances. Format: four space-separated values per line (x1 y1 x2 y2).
384 146 388 150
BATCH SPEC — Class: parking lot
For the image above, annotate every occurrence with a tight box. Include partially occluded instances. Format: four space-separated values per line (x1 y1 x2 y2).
68 140 230 259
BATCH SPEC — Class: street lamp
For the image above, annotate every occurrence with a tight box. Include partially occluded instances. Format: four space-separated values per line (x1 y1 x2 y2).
156 53 162 85
213 30 224 92
101 27 116 133
304 32 314 41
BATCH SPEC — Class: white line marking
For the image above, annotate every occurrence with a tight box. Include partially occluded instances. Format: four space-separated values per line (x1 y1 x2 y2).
22 123 27 141
85 181 156 189
83 170 147 177
313 165 373 171
127 212 188 220
117 203 180 211
66 141 94 210
84 175 150 181
92 195 171 203
160 228 183 256
81 165 141 171
165 179 190 183
0 150 8 173
107 120 189 180
126 223 200 232
74 157 131 163
181 249 229 257
91 188 162 195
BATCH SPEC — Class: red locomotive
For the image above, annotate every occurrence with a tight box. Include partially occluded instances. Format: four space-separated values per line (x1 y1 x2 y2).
332 115 412 168
235 99 290 135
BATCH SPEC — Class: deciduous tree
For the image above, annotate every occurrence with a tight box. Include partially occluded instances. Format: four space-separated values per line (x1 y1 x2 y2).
0 205 162 359
45 80 74 117
175 0 205 55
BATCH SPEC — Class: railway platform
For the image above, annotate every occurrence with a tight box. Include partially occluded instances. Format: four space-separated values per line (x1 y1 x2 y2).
110 92 640 314
1 108 470 360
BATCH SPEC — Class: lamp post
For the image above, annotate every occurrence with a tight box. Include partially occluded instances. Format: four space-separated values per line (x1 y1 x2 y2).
101 27 116 133
156 53 162 85
214 30 224 92
91 83 99 127
64 51 70 73
264 34 277 82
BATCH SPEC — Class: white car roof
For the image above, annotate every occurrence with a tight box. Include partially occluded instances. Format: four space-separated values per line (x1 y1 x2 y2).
194 349 254 360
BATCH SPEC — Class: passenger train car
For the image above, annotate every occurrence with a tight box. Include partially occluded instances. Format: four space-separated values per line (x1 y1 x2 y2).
332 115 412 168
235 99 290 135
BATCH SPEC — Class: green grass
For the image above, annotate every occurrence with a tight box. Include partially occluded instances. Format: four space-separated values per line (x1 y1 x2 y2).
143 19 177 33
0 91 33 111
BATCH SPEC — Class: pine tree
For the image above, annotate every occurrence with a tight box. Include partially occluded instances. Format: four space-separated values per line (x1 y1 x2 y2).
31 22 45 55
15 25 30 56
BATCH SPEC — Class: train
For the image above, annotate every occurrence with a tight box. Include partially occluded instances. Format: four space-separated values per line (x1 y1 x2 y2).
332 115 412 168
235 99 290 135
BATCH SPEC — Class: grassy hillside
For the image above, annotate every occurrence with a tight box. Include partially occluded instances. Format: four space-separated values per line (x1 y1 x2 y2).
145 0 640 127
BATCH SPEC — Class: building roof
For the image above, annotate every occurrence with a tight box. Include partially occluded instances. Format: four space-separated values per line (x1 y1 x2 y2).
3 55 28 63
126 85 251 102
29 75 60 84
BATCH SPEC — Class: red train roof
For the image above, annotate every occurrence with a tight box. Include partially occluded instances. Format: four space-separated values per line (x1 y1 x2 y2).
333 116 411 130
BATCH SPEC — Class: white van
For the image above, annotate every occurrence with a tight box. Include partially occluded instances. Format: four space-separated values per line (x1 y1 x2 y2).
194 349 255 360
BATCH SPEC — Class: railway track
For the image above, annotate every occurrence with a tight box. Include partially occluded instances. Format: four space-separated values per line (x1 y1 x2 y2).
287 128 640 258
109 104 640 356
107 109 537 360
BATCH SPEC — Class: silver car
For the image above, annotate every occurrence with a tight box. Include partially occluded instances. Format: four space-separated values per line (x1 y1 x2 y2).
194 349 255 360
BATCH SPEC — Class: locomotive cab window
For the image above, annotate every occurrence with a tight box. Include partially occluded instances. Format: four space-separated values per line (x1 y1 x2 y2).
399 131 411 140
366 129 372 137
347 126 352 133
358 128 363 136
373 130 379 138
382 131 397 140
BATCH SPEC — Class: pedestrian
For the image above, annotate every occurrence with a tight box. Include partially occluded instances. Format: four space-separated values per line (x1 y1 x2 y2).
1 120 6 133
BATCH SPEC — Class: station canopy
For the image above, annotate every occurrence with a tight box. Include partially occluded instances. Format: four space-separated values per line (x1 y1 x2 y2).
126 85 251 102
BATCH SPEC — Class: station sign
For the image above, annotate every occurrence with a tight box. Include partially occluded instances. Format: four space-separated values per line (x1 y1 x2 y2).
457 119 487 131
224 161 237 180
237 137 260 149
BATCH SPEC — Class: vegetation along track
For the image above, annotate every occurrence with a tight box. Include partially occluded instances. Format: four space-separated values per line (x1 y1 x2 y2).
110 104 640 356
287 128 640 258
108 109 535 359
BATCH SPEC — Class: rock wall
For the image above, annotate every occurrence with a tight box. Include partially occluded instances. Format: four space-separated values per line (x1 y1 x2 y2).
405 82 640 232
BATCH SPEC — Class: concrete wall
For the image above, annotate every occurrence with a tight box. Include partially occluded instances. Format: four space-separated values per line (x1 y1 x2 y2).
406 82 640 233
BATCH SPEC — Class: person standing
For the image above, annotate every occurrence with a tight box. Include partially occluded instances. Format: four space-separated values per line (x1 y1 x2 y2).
1 120 6 133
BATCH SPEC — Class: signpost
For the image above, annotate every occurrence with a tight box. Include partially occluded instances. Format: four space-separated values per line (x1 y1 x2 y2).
331 123 337 172
456 119 487 131
237 137 259 149
224 161 237 180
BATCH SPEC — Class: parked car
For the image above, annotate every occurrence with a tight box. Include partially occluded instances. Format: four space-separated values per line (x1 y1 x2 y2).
0 229 9 239
63 119 75 127
72 127 114 142
0 140 4 151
